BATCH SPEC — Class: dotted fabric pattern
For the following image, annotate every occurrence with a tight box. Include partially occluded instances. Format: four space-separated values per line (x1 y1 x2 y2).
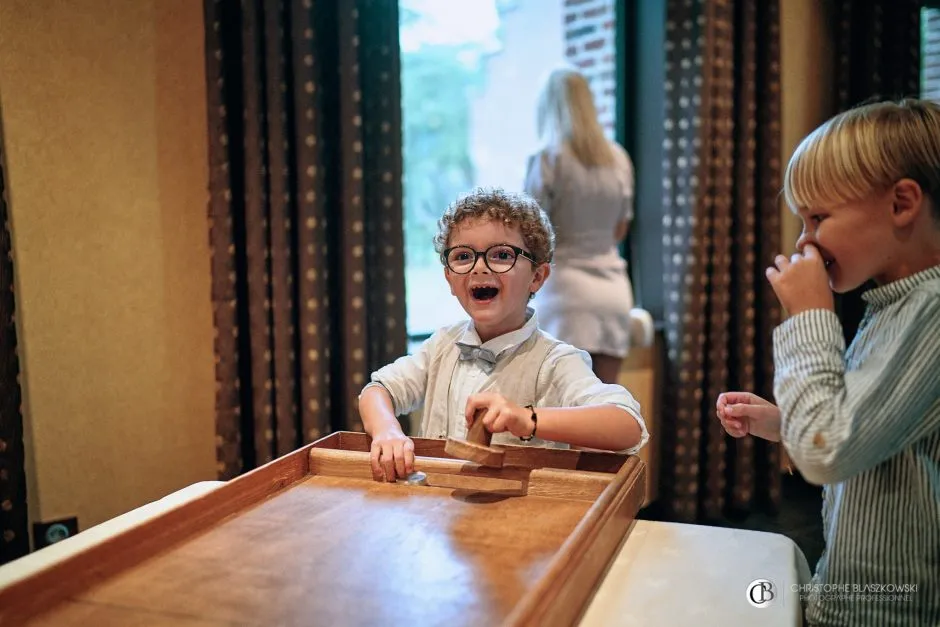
0 114 28 564
830 0 922 347
658 0 783 522
833 0 921 113
205 0 406 479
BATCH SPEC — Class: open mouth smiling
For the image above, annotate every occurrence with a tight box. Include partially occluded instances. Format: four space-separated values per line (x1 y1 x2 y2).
471 286 499 301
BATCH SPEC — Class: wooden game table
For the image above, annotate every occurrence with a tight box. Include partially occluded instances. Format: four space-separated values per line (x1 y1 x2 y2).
0 432 810 625
0 432 647 626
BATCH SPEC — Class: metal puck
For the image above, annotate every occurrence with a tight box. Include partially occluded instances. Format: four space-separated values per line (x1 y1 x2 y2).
403 471 428 486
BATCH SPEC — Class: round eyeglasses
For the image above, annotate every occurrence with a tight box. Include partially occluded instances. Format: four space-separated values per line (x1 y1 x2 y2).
442 244 537 274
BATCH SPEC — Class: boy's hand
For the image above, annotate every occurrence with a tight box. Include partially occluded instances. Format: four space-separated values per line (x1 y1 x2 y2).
765 244 834 315
369 430 415 482
465 392 535 439
716 392 782 442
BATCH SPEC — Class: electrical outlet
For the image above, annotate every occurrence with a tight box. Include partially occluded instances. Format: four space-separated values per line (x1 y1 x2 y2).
33 517 79 550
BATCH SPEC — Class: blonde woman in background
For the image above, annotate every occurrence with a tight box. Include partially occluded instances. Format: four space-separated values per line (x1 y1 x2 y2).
524 66 638 385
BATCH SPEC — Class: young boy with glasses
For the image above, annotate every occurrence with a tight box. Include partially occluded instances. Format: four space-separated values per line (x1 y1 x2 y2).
358 187 648 482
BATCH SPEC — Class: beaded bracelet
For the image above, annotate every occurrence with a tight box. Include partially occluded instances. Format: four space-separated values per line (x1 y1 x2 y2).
520 405 538 441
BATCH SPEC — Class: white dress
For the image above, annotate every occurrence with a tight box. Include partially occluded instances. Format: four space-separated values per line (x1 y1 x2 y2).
524 141 636 358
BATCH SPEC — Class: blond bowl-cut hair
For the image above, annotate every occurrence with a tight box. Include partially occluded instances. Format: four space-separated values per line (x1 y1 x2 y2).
783 98 940 220
433 187 555 265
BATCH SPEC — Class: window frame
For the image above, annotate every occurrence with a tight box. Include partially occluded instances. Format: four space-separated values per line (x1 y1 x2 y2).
618 0 666 322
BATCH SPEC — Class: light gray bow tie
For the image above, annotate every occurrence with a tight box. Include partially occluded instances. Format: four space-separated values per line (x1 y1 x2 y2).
456 343 497 374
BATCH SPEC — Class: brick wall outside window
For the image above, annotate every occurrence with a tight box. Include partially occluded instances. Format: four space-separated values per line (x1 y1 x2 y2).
923 8 940 101
563 0 617 137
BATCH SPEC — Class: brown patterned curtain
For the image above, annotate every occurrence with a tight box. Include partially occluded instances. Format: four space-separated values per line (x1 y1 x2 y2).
0 115 28 563
829 0 921 345
659 0 783 522
205 0 406 479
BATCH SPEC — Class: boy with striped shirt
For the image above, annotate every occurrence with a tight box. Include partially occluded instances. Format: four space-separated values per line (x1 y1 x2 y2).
717 99 940 626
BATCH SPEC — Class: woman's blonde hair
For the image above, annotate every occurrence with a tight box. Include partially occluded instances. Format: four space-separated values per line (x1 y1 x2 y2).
434 187 555 264
537 66 614 167
783 98 940 219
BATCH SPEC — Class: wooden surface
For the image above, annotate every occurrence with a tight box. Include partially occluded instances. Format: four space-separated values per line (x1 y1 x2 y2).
309 448 614 501
508 446 647 626
0 442 313 625
444 437 506 467
338 430 629 474
1 432 646 626
444 408 505 467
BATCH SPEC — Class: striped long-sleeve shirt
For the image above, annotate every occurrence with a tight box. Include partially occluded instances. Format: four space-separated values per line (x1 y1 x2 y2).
773 264 940 627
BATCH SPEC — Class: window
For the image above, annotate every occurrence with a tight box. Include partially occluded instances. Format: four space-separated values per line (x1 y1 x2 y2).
923 6 940 100
399 0 620 342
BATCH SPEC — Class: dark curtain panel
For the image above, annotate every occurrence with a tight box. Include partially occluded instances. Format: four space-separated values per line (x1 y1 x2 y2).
205 0 406 479
0 113 28 563
659 0 783 522
830 0 922 344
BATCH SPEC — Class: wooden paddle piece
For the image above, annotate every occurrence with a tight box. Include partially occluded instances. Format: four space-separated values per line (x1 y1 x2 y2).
444 409 505 468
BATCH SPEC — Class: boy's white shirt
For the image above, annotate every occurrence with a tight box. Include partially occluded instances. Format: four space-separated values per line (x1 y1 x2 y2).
365 307 648 454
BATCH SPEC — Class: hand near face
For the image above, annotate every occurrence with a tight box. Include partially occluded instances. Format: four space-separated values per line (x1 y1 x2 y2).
465 392 535 439
765 244 834 315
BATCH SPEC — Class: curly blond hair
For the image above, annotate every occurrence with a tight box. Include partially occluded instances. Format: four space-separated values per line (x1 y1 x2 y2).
783 98 940 220
433 187 555 264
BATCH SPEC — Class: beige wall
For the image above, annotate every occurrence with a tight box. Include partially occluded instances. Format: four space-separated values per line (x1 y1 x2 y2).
0 0 217 535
